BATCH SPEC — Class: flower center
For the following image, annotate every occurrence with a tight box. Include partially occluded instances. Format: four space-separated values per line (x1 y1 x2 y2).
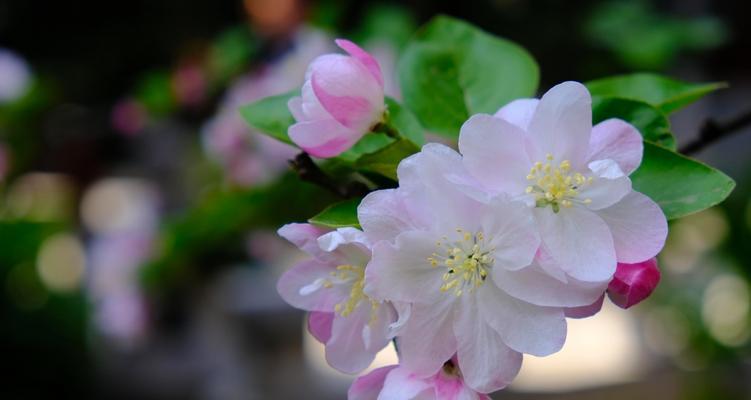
525 154 592 212
428 229 494 297
330 265 379 321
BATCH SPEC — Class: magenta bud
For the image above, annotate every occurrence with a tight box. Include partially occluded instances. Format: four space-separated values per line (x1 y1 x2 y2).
607 258 661 309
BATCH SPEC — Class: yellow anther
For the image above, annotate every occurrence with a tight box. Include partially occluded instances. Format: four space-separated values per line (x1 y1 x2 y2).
526 157 594 212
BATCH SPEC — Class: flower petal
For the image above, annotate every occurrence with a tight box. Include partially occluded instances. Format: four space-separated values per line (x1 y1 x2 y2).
312 71 378 131
478 283 566 356
358 189 418 243
481 196 539 271
459 114 530 194
493 262 608 307
365 231 444 304
396 144 482 231
535 207 617 282
335 38 384 87
597 191 668 263
326 301 388 374
454 295 522 393
348 365 396 400
287 96 306 121
288 118 362 158
308 311 334 343
579 159 632 210
377 366 433 400
588 118 643 175
277 223 331 260
398 299 458 378
563 294 604 319
527 81 592 168
307 53 383 114
277 260 349 312
494 98 539 131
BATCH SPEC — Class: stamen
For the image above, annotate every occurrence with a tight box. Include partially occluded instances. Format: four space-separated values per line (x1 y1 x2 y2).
525 155 595 212
432 229 494 297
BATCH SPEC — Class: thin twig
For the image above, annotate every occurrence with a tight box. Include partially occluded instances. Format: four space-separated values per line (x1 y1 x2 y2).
680 109 751 155
289 152 370 198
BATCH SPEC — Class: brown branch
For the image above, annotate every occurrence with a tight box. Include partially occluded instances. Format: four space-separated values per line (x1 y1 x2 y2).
289 152 370 199
680 109 751 155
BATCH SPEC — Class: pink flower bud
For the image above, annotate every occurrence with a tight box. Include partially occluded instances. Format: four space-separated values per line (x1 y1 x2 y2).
607 258 661 309
287 39 385 158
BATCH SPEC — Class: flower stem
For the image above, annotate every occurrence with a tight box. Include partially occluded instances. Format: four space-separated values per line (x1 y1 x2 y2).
289 152 370 198
680 109 751 155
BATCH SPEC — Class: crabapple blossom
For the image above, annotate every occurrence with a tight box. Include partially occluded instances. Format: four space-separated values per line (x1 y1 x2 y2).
608 258 661 309
276 223 396 374
458 81 668 285
360 144 609 393
348 360 490 400
287 39 386 158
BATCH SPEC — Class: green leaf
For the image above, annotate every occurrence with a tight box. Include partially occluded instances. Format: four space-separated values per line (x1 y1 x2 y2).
384 97 424 145
356 139 420 180
592 97 675 149
239 91 297 145
399 15 539 137
586 73 725 114
308 199 362 229
339 133 395 162
632 142 735 220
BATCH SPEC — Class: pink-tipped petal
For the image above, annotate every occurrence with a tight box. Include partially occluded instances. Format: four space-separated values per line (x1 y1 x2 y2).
335 39 384 87
564 294 605 319
312 72 375 130
588 118 644 175
598 191 668 264
348 365 396 400
608 258 661 309
494 98 539 131
308 311 334 343
288 119 361 158
278 223 330 260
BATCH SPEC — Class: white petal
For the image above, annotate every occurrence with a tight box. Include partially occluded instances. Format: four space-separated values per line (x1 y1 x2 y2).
535 207 617 282
398 299 458 378
459 114 530 194
358 189 420 243
326 302 382 374
478 283 566 356
277 260 350 312
365 231 444 304
493 262 608 307
588 118 643 175
494 98 539 131
481 197 539 271
454 295 522 393
579 159 632 210
597 191 668 263
527 82 592 169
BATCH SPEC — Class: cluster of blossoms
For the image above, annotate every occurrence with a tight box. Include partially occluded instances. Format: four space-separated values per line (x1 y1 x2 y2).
277 40 667 398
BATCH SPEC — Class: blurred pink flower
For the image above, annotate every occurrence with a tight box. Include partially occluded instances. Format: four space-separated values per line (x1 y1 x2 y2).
172 64 207 107
202 27 331 185
608 258 661 309
458 81 668 284
111 98 148 136
349 361 491 400
0 48 31 103
287 39 385 158
276 223 396 374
